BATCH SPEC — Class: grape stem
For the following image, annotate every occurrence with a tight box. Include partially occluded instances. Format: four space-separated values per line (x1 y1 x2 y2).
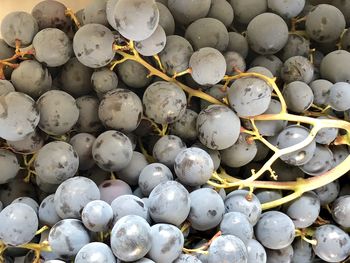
109 40 350 209
65 8 81 28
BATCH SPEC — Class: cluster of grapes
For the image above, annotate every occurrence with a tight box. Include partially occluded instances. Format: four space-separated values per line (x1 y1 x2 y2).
0 0 350 262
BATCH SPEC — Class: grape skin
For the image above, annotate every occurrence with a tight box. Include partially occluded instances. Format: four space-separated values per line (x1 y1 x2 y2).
1 11 38 47
73 24 115 68
312 224 350 262
114 0 159 41
197 105 241 150
189 47 227 86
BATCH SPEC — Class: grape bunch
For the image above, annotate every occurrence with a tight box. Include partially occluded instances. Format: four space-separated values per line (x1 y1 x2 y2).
0 0 350 262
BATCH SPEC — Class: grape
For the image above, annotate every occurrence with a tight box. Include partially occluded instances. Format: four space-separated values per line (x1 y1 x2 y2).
98 179 132 204
331 145 349 167
225 190 262 225
207 235 248 263
111 194 149 223
314 180 340 205
99 89 143 132
168 0 211 25
12 197 39 214
134 259 156 263
114 0 159 41
0 38 15 59
110 215 152 261
148 224 184 263
91 68 118 95
0 178 37 207
148 181 190 225
174 147 214 186
255 211 295 249
73 24 115 68
106 0 119 29
305 4 345 43
220 133 258 168
312 224 350 262
0 149 20 184
54 176 100 219
34 140 79 184
117 59 152 88
0 203 38 246
283 191 320 228
10 60 52 99
253 141 270 162
7 129 45 154
0 92 40 141
174 254 202 263
268 0 304 18
75 242 116 263
82 200 113 232
185 18 229 52
82 0 108 26
229 0 267 24
220 212 253 244
60 57 93 97
228 76 272 117
188 188 224 231
310 79 333 107
170 109 198 141
200 84 228 110
138 163 173 196
255 189 283 209
280 34 310 63
192 142 221 171
31 0 71 31
300 144 334 176
331 195 350 228
37 90 79 135
143 81 187 124
189 47 226 86
118 151 149 186
328 82 350 111
247 13 289 55
92 130 133 171
33 28 72 67
224 51 246 75
320 50 350 83
1 12 38 47
197 105 241 150
271 158 304 181
135 25 166 56
281 56 314 84
207 0 234 27
48 219 90 260
38 194 61 227
0 79 15 96
254 99 286 136
153 135 186 167
246 239 267 263
75 95 103 133
250 55 283 78
156 2 175 36
292 239 314 263
227 32 249 59
266 245 294 263
247 66 273 78
69 133 96 171
159 35 194 76
283 81 314 113
276 125 316 166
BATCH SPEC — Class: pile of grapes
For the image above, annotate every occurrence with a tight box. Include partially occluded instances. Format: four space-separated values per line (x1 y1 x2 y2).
1 0 350 262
